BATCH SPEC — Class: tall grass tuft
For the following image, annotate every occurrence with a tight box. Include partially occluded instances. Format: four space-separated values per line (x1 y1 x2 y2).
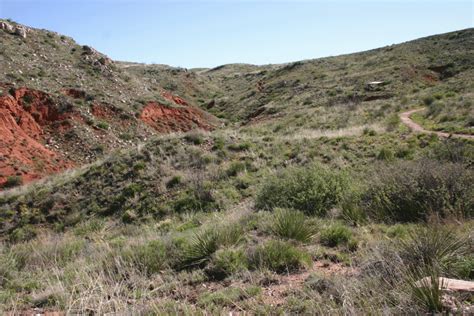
270 208 315 243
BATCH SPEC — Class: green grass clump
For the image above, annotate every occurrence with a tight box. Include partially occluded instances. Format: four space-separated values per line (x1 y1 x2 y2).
198 286 261 308
256 165 349 216
123 240 167 275
270 208 314 243
248 240 311 273
209 247 248 277
319 223 352 247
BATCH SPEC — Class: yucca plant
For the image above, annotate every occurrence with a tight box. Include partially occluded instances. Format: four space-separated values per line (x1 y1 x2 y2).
180 229 220 269
270 208 315 243
180 224 244 269
399 226 469 275
406 266 445 313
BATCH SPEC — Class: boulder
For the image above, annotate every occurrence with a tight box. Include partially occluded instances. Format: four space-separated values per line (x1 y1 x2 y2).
14 26 27 38
0 21 14 33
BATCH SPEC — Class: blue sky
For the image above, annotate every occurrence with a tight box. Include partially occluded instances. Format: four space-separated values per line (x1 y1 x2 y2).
1 1 472 68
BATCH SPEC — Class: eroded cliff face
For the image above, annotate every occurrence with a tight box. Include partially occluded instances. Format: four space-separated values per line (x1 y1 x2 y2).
0 85 217 187
0 88 74 187
139 101 215 133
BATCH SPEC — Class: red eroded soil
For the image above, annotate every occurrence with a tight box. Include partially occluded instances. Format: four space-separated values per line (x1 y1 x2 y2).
161 91 188 106
140 102 214 133
0 86 74 188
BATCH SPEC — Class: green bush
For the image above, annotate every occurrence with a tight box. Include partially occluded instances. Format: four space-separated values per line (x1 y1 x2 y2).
422 95 434 106
96 121 109 129
184 131 205 145
166 175 182 188
4 176 23 188
248 240 311 273
377 147 394 161
225 161 247 177
320 223 352 247
256 165 349 216
363 160 473 222
228 142 251 151
270 208 314 242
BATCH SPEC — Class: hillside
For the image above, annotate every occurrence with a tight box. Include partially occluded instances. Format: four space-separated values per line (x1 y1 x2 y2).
0 19 218 187
0 21 473 314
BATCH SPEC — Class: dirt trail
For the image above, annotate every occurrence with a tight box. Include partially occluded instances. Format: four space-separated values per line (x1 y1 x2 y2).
400 108 474 140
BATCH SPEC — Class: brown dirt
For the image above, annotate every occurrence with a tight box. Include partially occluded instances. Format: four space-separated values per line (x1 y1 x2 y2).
261 260 356 307
400 108 474 140
0 86 73 188
139 102 215 133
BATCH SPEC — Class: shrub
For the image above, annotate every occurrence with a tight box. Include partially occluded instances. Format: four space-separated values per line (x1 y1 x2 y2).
256 165 349 216
122 209 138 223
248 240 311 273
3 176 23 188
21 94 34 104
228 142 251 151
320 223 352 247
96 121 109 129
386 114 400 131
184 131 205 145
376 147 394 161
270 208 314 243
363 160 473 222
422 95 434 106
225 161 246 177
166 175 182 188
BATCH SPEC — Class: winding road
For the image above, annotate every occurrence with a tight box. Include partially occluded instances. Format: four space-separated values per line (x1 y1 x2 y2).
400 108 474 140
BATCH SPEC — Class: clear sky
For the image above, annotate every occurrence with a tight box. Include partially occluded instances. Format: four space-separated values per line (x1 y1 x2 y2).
1 1 472 68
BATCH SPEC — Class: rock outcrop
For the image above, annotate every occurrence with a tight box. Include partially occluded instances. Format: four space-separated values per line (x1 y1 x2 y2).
0 21 28 38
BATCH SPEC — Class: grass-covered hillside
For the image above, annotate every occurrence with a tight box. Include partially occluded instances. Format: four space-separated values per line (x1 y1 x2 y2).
0 21 473 314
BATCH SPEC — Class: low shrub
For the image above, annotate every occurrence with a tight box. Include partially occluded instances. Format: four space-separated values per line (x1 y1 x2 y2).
377 147 394 161
4 176 23 188
363 160 473 222
256 165 349 216
319 223 352 247
166 175 182 188
248 240 311 273
184 131 205 145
